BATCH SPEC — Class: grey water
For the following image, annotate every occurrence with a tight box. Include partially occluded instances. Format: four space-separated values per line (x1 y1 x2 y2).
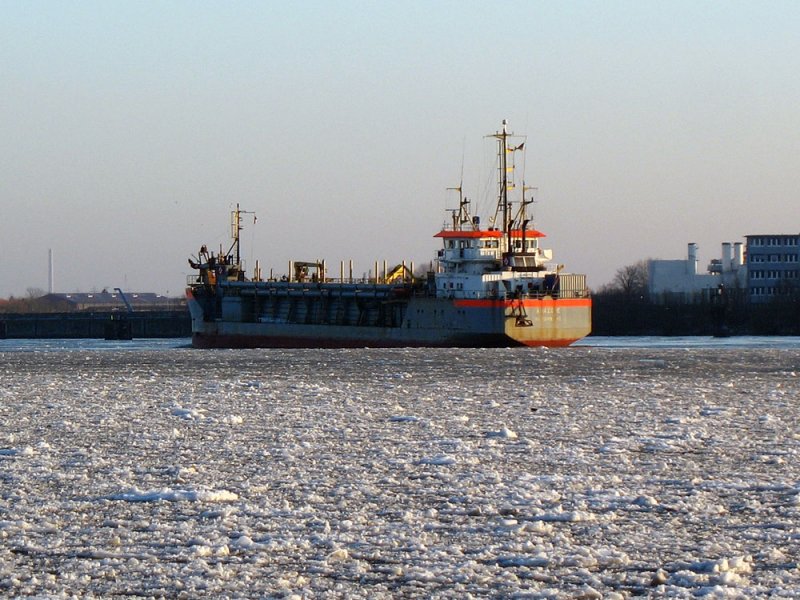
4 335 800 353
1 338 798 597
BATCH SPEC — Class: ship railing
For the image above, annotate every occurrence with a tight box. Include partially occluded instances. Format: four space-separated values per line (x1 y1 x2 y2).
441 288 590 301
217 279 419 298
240 276 415 286
191 275 417 288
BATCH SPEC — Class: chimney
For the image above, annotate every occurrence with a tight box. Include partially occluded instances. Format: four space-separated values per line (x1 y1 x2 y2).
687 243 698 275
733 242 744 268
48 248 54 294
722 242 732 272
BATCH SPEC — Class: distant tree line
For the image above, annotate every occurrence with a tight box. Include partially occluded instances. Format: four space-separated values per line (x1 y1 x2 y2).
0 288 72 313
592 261 800 336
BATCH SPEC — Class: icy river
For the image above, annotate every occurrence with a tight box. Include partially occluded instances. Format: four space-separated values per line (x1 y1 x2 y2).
1 337 799 598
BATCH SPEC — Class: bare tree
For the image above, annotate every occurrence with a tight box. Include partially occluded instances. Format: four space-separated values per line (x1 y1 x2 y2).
601 260 649 299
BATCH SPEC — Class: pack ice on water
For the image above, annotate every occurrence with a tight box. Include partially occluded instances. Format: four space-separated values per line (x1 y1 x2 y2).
1 339 799 598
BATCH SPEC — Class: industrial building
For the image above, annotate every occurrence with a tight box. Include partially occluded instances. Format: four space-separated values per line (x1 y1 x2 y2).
648 234 800 305
35 291 184 312
745 234 800 303
648 242 747 304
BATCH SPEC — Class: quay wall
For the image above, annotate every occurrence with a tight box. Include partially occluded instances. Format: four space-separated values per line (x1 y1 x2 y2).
0 311 191 339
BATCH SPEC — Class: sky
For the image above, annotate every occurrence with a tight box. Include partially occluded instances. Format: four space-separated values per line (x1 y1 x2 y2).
2 1 799 297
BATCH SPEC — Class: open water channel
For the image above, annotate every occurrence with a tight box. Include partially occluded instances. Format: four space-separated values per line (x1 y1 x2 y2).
1 337 798 598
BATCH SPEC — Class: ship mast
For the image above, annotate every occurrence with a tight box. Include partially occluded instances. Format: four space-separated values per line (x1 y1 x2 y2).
517 183 536 229
447 185 474 231
447 147 475 231
228 203 256 267
490 119 514 256
490 120 526 258
500 120 510 241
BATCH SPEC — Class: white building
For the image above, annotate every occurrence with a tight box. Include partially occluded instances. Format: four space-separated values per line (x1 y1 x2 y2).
648 242 747 304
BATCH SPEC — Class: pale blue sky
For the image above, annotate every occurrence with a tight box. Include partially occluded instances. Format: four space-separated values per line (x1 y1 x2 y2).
2 1 799 296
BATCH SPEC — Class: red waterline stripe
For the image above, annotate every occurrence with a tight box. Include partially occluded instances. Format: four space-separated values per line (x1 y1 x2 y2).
453 298 592 308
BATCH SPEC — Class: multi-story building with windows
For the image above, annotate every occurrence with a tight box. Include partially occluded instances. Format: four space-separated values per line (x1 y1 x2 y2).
746 234 800 303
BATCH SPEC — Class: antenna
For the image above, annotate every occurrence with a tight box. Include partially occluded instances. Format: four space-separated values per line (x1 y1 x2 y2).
517 182 537 224
446 185 473 230
228 203 256 266
445 141 474 230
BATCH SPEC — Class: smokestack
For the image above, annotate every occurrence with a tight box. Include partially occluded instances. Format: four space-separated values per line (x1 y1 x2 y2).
687 243 698 275
722 242 732 272
48 249 54 294
733 242 744 268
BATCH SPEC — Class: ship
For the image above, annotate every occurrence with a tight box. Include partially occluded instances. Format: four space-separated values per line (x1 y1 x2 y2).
186 120 591 348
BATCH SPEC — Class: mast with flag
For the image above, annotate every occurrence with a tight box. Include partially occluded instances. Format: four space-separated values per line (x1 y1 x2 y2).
491 119 526 264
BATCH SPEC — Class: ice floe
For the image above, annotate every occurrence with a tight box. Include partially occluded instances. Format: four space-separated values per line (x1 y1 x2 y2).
0 343 799 597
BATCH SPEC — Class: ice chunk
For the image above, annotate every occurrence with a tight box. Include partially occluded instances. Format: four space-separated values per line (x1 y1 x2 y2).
485 427 518 439
389 415 420 423
171 406 206 420
109 487 238 503
416 454 456 466
326 547 349 562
